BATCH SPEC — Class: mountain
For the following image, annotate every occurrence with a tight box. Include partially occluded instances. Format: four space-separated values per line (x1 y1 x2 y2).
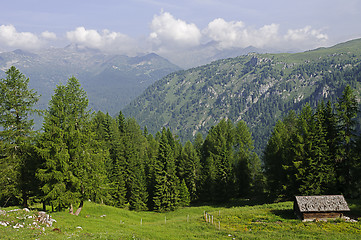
0 45 182 115
122 38 361 154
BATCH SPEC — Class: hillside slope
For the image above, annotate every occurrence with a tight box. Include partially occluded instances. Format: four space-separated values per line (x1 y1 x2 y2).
123 38 361 153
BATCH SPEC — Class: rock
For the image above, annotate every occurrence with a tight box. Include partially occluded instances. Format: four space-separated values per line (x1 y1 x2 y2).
23 208 30 212
37 211 56 226
0 221 8 227
13 223 24 229
7 209 21 212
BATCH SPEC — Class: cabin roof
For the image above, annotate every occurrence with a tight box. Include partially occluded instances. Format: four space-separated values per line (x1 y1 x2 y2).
294 195 350 213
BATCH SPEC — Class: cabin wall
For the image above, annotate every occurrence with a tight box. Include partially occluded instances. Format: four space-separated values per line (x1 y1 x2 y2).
302 212 344 220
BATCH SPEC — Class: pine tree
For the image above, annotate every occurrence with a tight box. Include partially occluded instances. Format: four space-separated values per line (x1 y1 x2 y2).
263 111 297 199
179 141 201 201
234 120 261 197
36 77 107 213
201 119 235 202
335 85 358 195
323 101 339 165
129 156 148 211
143 132 158 210
178 179 190 207
153 129 179 211
299 103 335 195
91 112 126 206
0 66 39 207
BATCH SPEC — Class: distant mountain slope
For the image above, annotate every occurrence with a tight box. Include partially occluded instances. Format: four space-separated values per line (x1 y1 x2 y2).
0 45 182 115
123 38 361 154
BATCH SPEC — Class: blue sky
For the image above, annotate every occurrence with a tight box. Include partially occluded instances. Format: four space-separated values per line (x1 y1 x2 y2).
1 0 360 56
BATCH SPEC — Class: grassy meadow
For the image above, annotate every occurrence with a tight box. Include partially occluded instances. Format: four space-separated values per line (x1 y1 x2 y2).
1 199 361 239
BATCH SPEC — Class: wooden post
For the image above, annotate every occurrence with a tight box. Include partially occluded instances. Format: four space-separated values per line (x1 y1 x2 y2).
205 213 207 222
218 221 220 230
212 215 213 224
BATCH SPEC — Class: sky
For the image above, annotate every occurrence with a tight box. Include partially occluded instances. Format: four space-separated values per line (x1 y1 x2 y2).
1 0 361 58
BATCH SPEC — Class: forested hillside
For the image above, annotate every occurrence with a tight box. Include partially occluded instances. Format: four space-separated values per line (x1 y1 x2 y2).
123 38 361 154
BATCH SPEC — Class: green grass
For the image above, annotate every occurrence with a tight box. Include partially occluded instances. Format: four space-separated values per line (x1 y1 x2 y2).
1 200 361 239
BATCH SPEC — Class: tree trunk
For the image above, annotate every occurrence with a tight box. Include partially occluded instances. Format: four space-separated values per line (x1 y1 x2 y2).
23 193 28 208
69 203 74 214
42 201 46 211
74 201 83 216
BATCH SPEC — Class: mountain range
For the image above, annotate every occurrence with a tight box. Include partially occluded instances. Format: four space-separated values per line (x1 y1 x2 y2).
0 44 181 116
123 38 361 154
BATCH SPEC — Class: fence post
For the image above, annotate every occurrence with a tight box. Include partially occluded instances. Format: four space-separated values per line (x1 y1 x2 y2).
218 221 220 230
212 215 213 224
187 214 189 222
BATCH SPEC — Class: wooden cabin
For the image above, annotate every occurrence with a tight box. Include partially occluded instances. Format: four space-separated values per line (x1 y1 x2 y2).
294 195 350 220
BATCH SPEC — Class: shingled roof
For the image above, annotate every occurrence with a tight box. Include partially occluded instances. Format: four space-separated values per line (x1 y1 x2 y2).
294 195 350 213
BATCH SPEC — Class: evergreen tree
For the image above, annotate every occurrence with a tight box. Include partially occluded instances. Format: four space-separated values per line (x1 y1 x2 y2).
121 117 148 207
323 101 339 165
36 77 107 213
0 66 39 207
153 129 179 211
129 156 148 211
143 132 158 210
201 119 235 202
335 85 358 195
263 111 297 199
299 103 335 195
178 179 190 207
234 120 261 196
91 112 126 207
179 141 201 201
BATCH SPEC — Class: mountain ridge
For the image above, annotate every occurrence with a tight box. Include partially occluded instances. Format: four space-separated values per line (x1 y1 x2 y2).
122 38 361 153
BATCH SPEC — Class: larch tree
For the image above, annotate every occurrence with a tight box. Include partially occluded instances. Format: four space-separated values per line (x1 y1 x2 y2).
36 77 107 214
0 66 39 207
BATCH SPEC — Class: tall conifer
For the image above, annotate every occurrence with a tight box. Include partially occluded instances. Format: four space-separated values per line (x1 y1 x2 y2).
0 67 39 207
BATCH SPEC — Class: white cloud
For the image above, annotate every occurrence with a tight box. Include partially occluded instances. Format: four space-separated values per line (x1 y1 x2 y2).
204 18 280 49
284 26 328 49
41 31 57 40
0 25 43 50
66 27 138 55
149 11 202 49
203 18 328 51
